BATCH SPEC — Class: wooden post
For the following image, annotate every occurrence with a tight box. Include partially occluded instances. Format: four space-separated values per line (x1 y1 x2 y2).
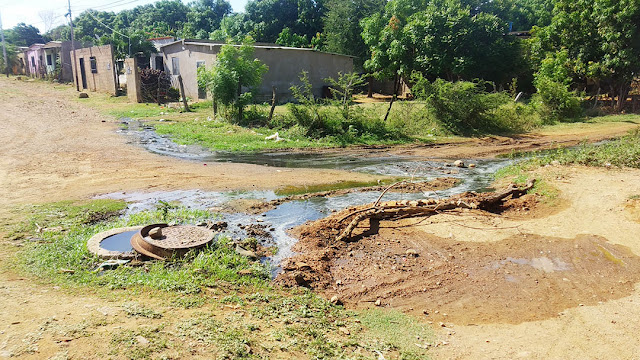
383 75 399 122
268 86 277 122
177 74 189 112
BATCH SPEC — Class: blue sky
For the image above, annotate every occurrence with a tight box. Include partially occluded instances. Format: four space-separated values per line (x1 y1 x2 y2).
0 0 249 33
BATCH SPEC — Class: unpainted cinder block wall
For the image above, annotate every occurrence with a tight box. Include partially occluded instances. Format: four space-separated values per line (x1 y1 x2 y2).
124 58 142 103
72 45 118 95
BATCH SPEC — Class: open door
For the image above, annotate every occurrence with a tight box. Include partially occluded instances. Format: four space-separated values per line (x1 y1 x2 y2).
79 58 88 89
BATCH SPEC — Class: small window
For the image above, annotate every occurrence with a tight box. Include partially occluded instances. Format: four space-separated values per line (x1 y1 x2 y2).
46 54 52 66
90 57 97 73
172 57 180 75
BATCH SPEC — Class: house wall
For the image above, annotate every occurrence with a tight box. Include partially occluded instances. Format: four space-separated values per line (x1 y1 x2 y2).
254 48 353 102
161 42 354 103
25 46 44 77
124 58 142 103
161 42 218 100
71 45 118 95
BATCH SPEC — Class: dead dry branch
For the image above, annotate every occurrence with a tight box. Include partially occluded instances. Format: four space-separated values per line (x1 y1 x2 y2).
335 179 535 242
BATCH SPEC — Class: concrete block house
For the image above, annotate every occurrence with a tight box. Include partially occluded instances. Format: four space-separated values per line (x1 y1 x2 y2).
71 44 118 95
158 39 354 102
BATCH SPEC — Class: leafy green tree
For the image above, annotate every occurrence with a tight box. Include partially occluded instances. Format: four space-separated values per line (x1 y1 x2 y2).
5 23 45 46
323 0 386 69
197 42 268 122
362 0 519 86
275 27 309 47
530 0 640 110
183 0 233 38
244 0 325 43
478 0 554 31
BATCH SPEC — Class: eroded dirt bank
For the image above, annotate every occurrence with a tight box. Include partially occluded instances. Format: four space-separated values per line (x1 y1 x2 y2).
280 167 640 358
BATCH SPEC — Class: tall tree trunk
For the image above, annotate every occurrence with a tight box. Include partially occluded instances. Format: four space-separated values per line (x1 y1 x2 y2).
367 76 373 98
615 84 630 112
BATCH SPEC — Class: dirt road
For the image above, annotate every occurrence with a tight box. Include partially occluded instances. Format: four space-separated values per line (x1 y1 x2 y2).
1 77 640 359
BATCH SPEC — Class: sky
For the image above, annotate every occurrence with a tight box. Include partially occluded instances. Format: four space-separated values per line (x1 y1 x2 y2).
0 0 249 33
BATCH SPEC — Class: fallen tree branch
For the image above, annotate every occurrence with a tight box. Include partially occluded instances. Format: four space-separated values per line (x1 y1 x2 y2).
335 179 535 242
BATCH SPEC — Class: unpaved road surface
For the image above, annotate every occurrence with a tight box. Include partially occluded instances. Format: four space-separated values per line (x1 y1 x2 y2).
283 167 640 358
1 77 640 359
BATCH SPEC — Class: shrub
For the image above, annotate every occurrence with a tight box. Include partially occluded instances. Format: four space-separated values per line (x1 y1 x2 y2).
414 76 511 135
531 76 583 123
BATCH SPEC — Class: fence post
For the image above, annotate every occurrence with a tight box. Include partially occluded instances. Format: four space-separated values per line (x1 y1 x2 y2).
177 75 189 112
268 86 277 122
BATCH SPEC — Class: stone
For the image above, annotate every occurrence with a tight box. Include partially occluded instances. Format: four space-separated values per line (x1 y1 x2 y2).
235 245 258 260
330 296 343 305
468 163 476 168
454 160 465 168
406 249 419 257
339 327 350 335
78 92 89 99
148 227 163 239
374 299 382 306
136 335 150 345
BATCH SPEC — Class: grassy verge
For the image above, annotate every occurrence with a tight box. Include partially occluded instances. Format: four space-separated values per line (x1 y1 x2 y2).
5 200 435 359
495 129 640 204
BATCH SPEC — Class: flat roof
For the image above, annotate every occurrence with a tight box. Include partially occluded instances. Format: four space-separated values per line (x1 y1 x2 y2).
159 38 356 58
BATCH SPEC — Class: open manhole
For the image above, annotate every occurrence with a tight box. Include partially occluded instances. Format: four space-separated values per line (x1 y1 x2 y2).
88 224 215 260
131 223 215 260
87 226 144 259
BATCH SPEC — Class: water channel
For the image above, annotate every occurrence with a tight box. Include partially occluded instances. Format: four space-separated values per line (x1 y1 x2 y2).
102 121 514 265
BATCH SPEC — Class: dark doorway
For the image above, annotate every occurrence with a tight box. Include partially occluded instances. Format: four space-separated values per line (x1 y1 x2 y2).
79 58 88 89
155 56 164 72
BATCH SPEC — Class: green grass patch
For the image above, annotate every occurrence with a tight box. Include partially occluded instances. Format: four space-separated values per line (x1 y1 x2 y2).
504 129 640 169
357 309 433 359
13 201 270 294
275 179 402 196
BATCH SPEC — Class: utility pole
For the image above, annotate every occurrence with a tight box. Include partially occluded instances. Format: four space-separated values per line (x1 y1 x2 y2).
0 10 9 77
67 0 79 91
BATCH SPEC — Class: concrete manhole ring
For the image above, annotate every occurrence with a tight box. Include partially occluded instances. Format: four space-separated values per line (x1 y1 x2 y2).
87 226 144 259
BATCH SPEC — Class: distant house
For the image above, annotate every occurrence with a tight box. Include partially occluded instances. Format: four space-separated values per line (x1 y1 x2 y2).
25 43 45 77
42 41 78 82
158 39 354 102
14 47 28 75
71 44 118 95
148 36 175 72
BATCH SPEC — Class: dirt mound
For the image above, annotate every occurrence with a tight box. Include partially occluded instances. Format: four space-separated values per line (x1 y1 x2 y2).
277 191 640 326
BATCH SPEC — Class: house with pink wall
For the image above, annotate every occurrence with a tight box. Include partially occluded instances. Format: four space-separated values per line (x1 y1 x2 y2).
25 44 45 78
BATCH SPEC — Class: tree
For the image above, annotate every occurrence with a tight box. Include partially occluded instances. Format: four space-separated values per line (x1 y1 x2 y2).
5 23 44 46
197 42 268 122
530 0 640 110
244 0 325 43
362 0 519 85
323 0 386 69
478 0 554 31
183 0 232 38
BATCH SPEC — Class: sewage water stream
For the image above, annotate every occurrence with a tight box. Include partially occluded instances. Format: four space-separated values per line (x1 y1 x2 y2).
105 121 514 266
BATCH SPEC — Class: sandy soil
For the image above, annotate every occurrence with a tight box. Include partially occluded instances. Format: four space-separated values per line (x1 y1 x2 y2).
281 167 640 358
1 77 640 359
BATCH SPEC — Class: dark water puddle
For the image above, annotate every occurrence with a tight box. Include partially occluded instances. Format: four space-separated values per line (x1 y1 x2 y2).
99 230 138 252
